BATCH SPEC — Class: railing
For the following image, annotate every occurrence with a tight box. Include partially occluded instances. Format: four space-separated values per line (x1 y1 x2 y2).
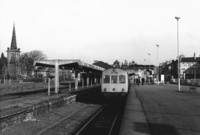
170 79 200 86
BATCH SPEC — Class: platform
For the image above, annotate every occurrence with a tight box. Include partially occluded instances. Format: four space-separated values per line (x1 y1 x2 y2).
0 85 100 131
119 84 151 135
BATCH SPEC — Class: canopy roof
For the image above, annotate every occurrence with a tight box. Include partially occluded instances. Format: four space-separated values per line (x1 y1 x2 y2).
34 59 105 72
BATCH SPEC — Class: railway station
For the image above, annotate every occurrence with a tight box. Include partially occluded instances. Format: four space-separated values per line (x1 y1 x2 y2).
2 1 200 134
1 25 200 134
34 59 104 93
0 56 152 135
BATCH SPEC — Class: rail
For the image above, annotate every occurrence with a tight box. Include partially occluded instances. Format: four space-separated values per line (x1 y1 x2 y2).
75 102 124 135
75 106 105 135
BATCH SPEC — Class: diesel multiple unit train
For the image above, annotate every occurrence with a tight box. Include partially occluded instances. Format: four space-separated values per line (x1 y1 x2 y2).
101 68 130 99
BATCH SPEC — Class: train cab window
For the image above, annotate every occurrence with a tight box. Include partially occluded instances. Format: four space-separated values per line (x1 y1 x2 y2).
103 75 110 83
119 75 126 83
111 75 118 84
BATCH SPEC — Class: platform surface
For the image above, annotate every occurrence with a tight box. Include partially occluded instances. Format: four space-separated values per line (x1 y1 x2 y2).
119 84 151 135
0 85 99 113
120 83 200 135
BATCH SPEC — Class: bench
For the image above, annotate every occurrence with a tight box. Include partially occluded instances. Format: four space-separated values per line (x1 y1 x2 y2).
189 86 197 93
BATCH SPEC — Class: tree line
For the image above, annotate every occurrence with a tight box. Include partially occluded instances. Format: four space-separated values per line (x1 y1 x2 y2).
112 59 137 68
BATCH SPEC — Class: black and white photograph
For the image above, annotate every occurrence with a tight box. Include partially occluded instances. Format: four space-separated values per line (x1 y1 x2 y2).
0 0 200 135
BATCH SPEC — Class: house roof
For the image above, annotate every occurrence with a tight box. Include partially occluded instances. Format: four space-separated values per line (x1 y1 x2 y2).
181 57 200 62
93 61 113 69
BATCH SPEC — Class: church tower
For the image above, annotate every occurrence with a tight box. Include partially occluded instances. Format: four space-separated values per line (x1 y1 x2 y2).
7 24 21 79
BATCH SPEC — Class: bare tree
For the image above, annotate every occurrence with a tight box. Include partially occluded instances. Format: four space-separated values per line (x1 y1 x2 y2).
129 60 137 67
124 59 128 66
29 50 47 60
19 50 47 76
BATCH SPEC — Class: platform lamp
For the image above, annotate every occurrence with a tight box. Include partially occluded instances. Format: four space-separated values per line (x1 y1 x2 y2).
148 53 151 83
175 16 181 91
148 53 150 70
156 44 159 83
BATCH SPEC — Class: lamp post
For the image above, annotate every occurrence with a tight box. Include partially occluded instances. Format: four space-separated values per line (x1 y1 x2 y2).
194 66 196 80
148 53 150 69
175 16 181 91
148 53 151 83
156 44 159 83
144 59 146 83
194 53 196 85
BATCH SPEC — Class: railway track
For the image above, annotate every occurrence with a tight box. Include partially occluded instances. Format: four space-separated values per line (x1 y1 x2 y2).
0 84 97 101
75 99 126 135
0 86 67 101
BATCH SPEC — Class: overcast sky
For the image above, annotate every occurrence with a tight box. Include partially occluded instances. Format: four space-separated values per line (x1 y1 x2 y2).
0 0 200 65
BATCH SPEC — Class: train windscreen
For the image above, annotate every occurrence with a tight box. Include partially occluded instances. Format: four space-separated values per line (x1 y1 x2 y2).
103 75 110 83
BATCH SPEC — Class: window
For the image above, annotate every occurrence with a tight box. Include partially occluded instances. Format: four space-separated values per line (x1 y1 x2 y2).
111 75 118 84
103 75 110 83
119 75 126 83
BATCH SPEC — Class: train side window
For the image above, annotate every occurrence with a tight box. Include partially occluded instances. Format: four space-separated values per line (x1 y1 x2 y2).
111 75 118 84
119 75 126 83
103 75 110 83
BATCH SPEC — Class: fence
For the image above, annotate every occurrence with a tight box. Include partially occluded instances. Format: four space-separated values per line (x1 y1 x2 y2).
170 79 199 86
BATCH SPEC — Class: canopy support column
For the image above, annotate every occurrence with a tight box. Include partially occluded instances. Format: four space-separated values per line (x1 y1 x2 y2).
55 60 59 93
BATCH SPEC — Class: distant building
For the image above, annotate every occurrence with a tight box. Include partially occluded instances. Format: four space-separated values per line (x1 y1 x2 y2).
7 24 21 79
126 64 155 83
181 57 200 79
93 60 113 69
112 60 120 68
159 60 174 81
160 56 200 80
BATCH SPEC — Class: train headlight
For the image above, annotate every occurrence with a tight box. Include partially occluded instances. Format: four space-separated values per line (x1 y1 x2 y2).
104 88 106 92
113 88 115 91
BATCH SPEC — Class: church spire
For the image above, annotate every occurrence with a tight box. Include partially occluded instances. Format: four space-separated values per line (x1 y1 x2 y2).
10 23 17 49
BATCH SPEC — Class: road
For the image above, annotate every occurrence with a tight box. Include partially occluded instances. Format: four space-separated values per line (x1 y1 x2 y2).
135 84 200 135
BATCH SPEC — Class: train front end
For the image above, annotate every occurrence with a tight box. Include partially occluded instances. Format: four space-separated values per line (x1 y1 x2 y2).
101 68 129 100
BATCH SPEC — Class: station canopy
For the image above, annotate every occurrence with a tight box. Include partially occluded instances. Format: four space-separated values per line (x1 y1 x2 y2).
34 59 105 73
